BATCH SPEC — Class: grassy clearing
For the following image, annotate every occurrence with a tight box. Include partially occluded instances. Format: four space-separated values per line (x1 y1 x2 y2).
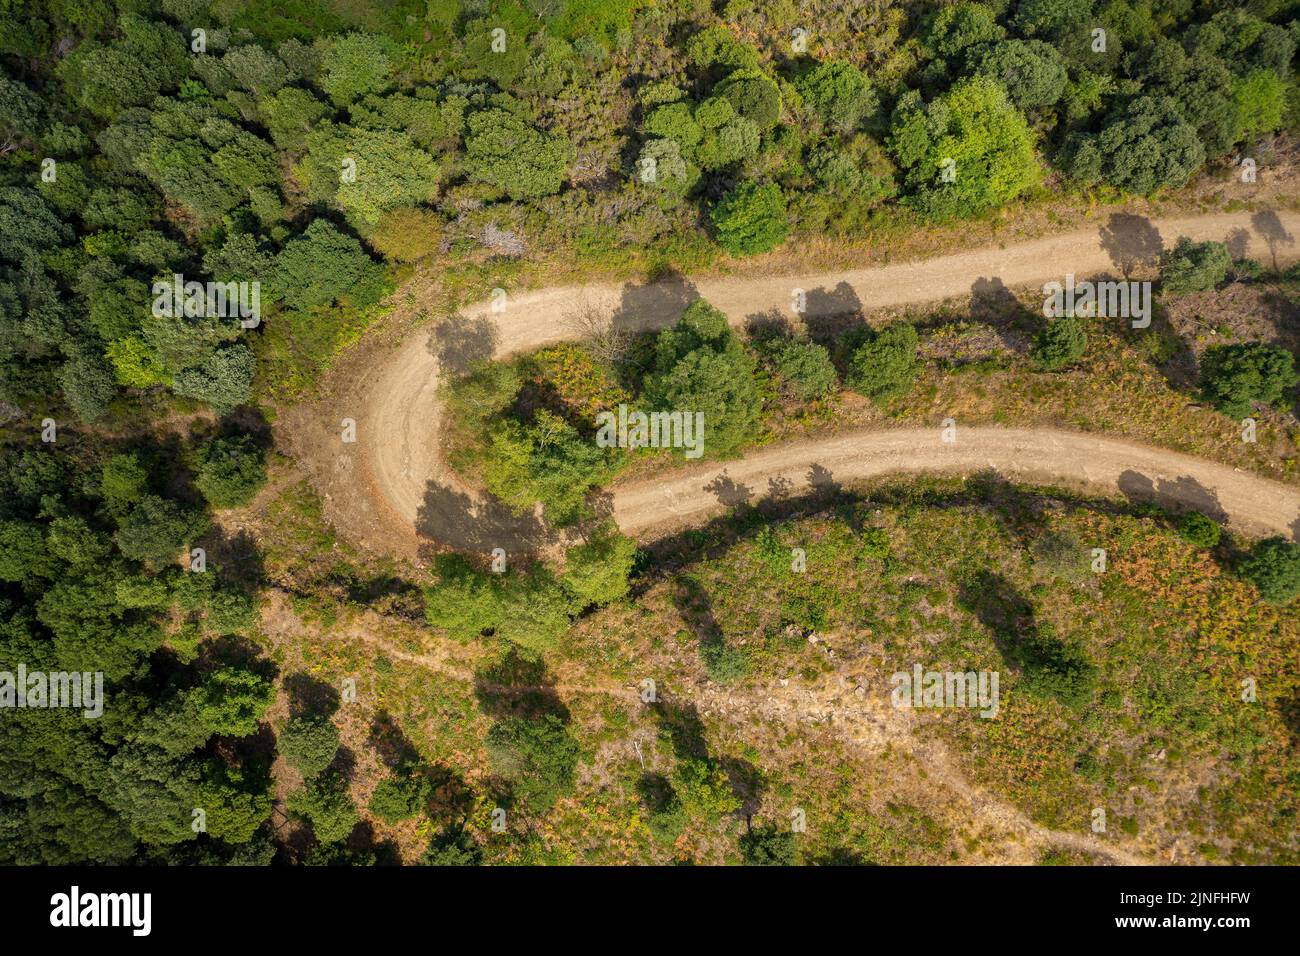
247 472 1298 863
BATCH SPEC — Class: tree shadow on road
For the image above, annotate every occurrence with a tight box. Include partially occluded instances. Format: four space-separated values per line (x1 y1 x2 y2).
415 479 549 557
427 312 499 374
1100 213 1164 277
1116 469 1227 522
1251 210 1295 272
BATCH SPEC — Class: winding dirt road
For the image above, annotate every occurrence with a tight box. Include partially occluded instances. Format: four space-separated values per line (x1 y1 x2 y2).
354 209 1300 551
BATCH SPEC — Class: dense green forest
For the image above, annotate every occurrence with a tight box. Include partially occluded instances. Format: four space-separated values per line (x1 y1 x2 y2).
1 0 1299 865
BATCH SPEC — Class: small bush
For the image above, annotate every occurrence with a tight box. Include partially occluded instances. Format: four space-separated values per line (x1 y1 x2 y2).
191 434 267 508
1239 537 1300 604
848 323 919 401
770 339 837 400
1177 512 1221 549
368 775 429 823
1031 316 1087 371
1160 238 1231 293
710 181 788 256
279 715 340 779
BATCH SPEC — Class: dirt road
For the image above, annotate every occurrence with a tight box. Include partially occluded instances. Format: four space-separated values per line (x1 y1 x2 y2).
353 209 1300 552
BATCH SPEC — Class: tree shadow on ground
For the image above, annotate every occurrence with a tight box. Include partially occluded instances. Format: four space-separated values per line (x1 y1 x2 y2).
956 570 1042 670
1116 469 1227 522
367 710 422 772
283 671 341 719
1100 213 1164 277
473 646 571 722
650 696 710 761
803 281 865 345
721 756 767 817
1252 210 1295 272
426 312 498 374
197 526 266 589
608 269 700 338
415 479 549 557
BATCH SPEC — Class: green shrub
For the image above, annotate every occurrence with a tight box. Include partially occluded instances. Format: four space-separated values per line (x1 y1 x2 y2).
1032 316 1087 371
770 339 837 400
279 715 340 779
1161 238 1231 293
1239 537 1300 604
484 714 580 813
191 434 267 508
710 181 788 256
368 775 429 823
848 324 920 401
740 822 798 865
286 770 360 843
1200 342 1298 418
1177 512 1222 549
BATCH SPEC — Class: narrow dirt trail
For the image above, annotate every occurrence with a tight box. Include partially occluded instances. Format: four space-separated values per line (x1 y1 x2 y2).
300 602 1152 865
356 208 1300 552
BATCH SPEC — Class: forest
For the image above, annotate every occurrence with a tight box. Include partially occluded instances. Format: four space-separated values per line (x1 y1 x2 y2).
1 0 1299 865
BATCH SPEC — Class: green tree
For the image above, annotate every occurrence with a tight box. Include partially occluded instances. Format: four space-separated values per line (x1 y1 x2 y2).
562 524 638 610
274 220 385 312
1063 96 1205 196
715 68 782 130
672 757 740 819
1031 316 1087 370
318 32 394 105
113 494 206 568
973 40 1068 110
368 775 429 823
495 567 574 656
888 77 1039 221
463 108 574 200
287 770 360 843
56 15 188 119
1200 342 1298 418
1178 512 1222 549
795 61 877 135
423 827 482 865
1234 68 1289 141
740 822 799 865
710 181 788 256
1161 238 1232 293
278 715 340 779
1239 537 1300 604
192 666 275 738
925 3 1005 61
848 323 920 401
191 434 267 508
644 300 762 457
172 344 256 415
769 338 837 400
485 714 580 813
482 410 621 526
424 553 505 640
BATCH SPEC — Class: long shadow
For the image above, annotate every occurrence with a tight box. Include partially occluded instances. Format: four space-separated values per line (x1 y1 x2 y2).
1252 210 1295 272
427 313 498 374
1100 213 1164 277
283 671 341 720
1225 227 1252 261
956 570 1041 670
650 696 710 761
415 479 549 556
803 281 865 345
367 710 421 773
1117 470 1227 522
608 269 700 338
473 647 571 723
